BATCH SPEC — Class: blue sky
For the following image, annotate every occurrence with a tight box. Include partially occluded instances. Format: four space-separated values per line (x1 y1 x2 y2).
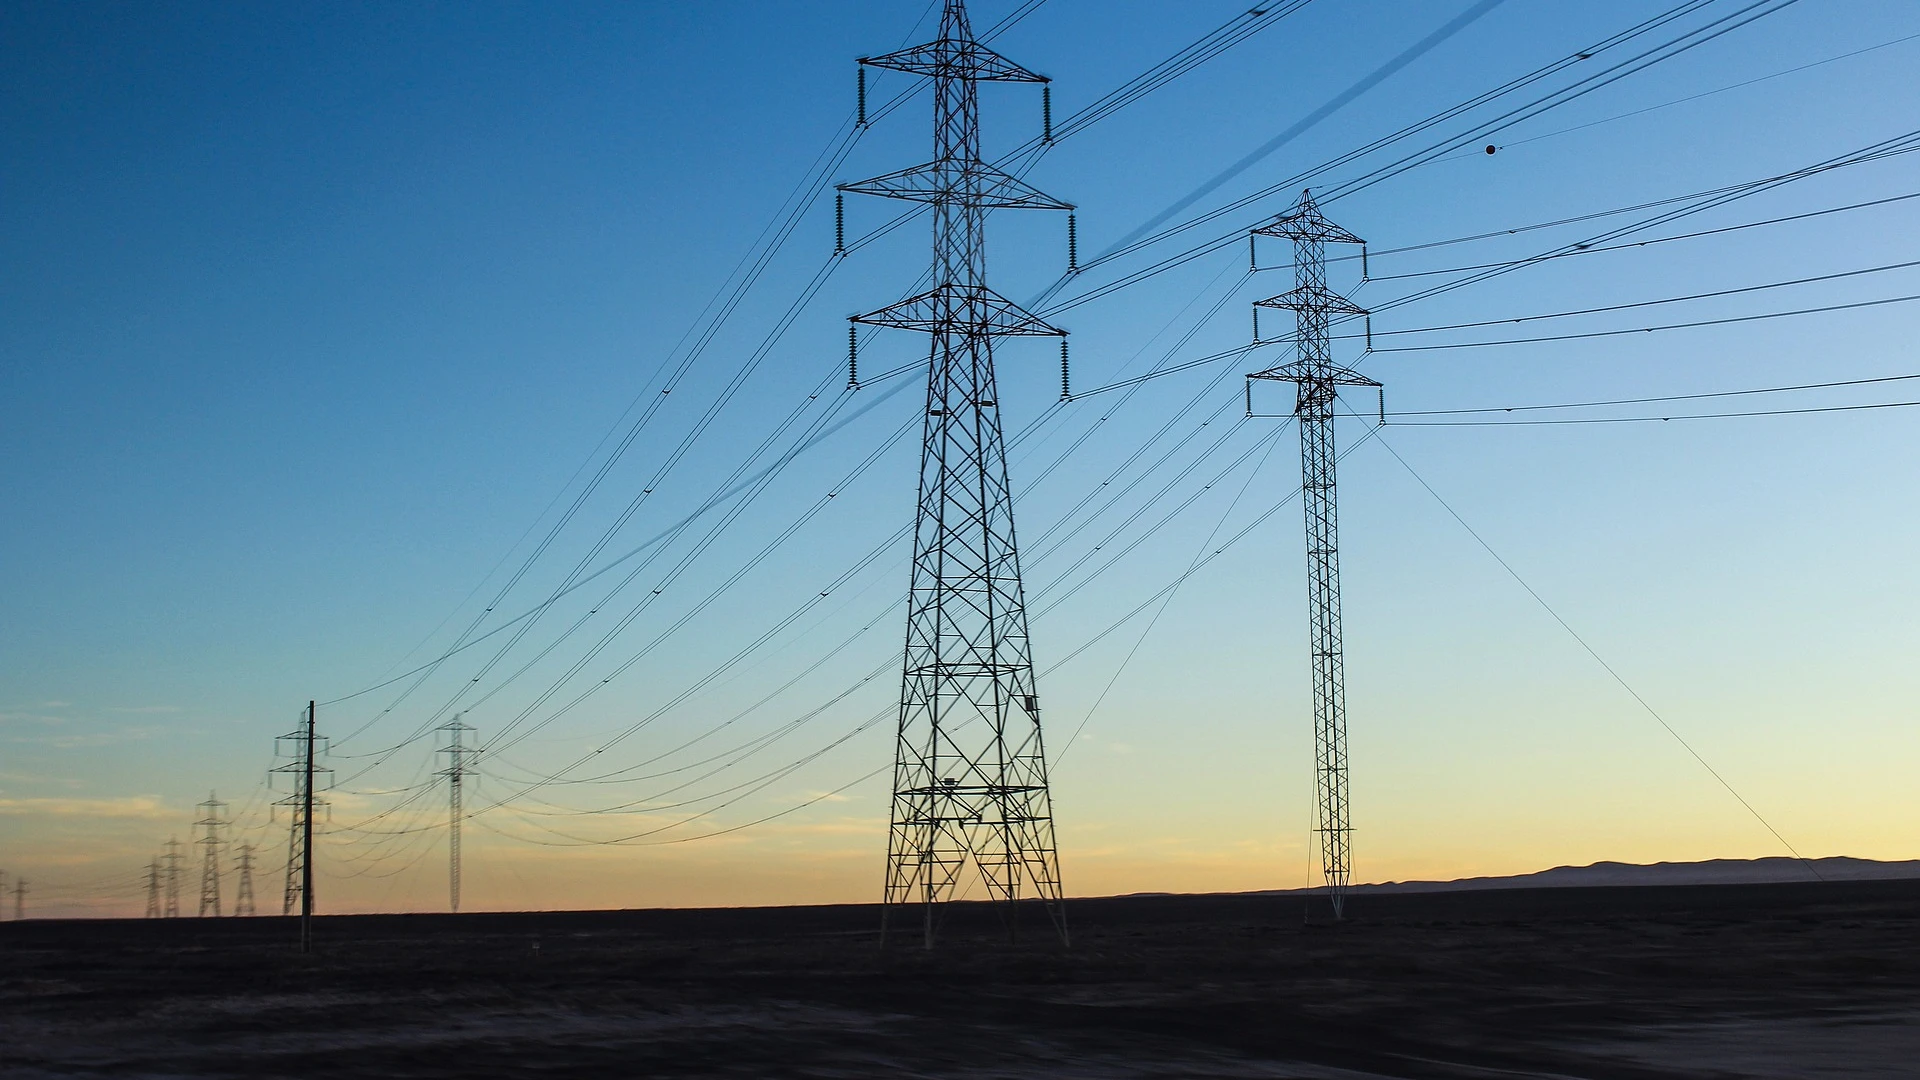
4 0 1918 916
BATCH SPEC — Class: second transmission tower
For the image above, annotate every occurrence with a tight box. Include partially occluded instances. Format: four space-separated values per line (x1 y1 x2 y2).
162 837 183 918
841 0 1073 947
272 702 328 946
438 717 477 913
234 843 257 917
195 792 227 917
1249 189 1376 921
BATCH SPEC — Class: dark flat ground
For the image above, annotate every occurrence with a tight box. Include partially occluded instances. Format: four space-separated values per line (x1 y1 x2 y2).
4 880 1919 1078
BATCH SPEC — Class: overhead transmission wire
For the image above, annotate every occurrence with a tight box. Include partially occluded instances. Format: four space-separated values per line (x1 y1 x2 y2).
477 368 1306 823
475 266 1259 793
334 8 1320 845
321 0 1285 771
1352 190 1920 281
1396 373 1920 417
405 1 1813 838
1040 0 1801 317
449 16 1297 776
469 340 1273 814
319 0 995 738
1455 27 1920 160
1365 257 1920 339
1348 403 1822 878
349 2 1858 857
480 409 1392 846
462 283 1292 815
1072 136 1920 400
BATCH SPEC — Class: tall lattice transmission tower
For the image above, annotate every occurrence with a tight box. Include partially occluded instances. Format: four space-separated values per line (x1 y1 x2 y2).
144 859 162 918
233 843 257 917
11 878 23 921
195 792 227 917
841 0 1072 947
272 706 329 923
162 837 184 918
1249 189 1375 921
438 718 477 913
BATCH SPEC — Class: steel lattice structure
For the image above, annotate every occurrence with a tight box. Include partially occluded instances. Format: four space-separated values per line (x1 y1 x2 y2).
438 718 477 913
271 709 329 920
842 0 1070 947
144 859 162 919
194 792 226 918
1250 190 1375 921
162 837 183 918
233 843 257 917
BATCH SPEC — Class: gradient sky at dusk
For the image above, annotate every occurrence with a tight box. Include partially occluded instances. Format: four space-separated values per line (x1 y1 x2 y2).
4 0 1918 917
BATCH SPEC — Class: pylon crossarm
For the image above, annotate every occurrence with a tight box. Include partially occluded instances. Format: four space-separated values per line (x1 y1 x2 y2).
839 160 1071 211
1249 361 1380 388
861 41 1048 84
853 283 1065 337
1255 285 1368 318
1254 190 1365 246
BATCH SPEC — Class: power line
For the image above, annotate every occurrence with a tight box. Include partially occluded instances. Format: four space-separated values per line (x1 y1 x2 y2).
1356 416 1823 880
1392 398 1920 426
1393 372 1920 416
1371 291 1920 351
1366 258 1920 337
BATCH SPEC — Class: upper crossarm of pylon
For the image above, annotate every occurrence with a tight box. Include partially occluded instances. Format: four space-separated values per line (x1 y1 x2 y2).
861 41 1048 83
839 161 1071 211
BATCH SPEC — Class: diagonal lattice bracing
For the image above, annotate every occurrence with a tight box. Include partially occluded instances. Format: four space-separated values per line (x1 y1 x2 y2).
841 0 1070 947
1248 189 1373 921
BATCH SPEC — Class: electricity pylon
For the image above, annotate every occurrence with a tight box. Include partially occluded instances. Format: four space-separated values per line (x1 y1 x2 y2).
12 878 24 920
195 792 227 917
144 859 162 918
234 843 257 917
162 837 183 918
841 0 1071 947
272 702 328 951
438 718 477 913
1249 189 1375 921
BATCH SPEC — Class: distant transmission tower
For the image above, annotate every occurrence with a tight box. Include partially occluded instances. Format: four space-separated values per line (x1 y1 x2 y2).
144 859 162 919
272 702 327 950
11 878 23 921
233 843 257 917
162 837 183 918
195 792 227 917
1249 189 1375 921
438 718 477 913
841 0 1072 947
272 703 328 922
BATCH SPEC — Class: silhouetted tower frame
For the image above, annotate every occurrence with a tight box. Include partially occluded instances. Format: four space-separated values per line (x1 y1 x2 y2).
162 837 183 918
1249 189 1375 921
234 843 257 917
11 878 23 920
144 859 162 919
438 717 477 913
841 0 1072 947
195 792 227 917
272 701 327 950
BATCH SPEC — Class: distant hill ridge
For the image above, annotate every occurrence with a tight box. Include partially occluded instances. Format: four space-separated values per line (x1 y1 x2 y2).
1344 856 1920 894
